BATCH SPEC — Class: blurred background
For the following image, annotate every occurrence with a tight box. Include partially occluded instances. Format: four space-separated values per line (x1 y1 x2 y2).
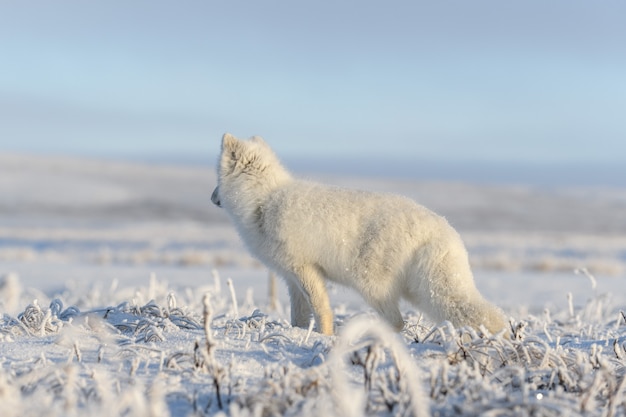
1 1 625 185
0 0 625 312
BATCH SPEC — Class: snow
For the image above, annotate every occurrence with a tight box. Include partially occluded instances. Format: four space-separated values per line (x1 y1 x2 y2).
1 153 626 416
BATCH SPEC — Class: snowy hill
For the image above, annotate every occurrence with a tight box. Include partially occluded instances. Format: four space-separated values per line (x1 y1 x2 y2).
1 153 625 277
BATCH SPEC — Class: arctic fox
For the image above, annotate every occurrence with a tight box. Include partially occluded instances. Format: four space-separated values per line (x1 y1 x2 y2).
211 133 506 336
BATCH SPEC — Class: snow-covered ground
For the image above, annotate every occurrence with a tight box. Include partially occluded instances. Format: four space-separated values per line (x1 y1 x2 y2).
1 153 626 416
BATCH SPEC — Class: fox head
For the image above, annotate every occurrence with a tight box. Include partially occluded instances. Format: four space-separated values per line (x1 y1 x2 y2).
211 133 291 215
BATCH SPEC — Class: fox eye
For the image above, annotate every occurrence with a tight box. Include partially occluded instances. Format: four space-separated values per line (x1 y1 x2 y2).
230 151 236 159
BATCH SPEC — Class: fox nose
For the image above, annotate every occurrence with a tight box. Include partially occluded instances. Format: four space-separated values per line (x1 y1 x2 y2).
211 187 221 207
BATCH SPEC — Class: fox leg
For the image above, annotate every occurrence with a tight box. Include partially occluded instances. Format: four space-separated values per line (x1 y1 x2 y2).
286 280 313 328
368 295 404 331
288 265 334 335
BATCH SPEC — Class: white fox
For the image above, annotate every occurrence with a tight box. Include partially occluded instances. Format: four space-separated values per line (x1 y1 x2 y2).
211 133 506 335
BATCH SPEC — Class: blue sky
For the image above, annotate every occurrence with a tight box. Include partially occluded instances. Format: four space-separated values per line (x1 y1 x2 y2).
1 1 625 170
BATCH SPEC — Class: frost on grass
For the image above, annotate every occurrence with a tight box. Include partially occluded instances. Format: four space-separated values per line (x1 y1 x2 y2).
1 271 626 416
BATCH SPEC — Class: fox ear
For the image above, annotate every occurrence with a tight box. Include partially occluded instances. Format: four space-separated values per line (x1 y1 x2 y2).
221 133 239 152
250 135 269 148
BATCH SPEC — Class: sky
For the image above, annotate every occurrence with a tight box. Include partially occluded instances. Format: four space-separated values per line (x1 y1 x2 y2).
0 1 625 179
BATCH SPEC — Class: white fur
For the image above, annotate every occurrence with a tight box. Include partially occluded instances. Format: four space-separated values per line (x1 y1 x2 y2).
212 133 506 335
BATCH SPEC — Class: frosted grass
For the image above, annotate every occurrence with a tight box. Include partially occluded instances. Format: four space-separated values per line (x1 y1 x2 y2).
2 269 626 416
